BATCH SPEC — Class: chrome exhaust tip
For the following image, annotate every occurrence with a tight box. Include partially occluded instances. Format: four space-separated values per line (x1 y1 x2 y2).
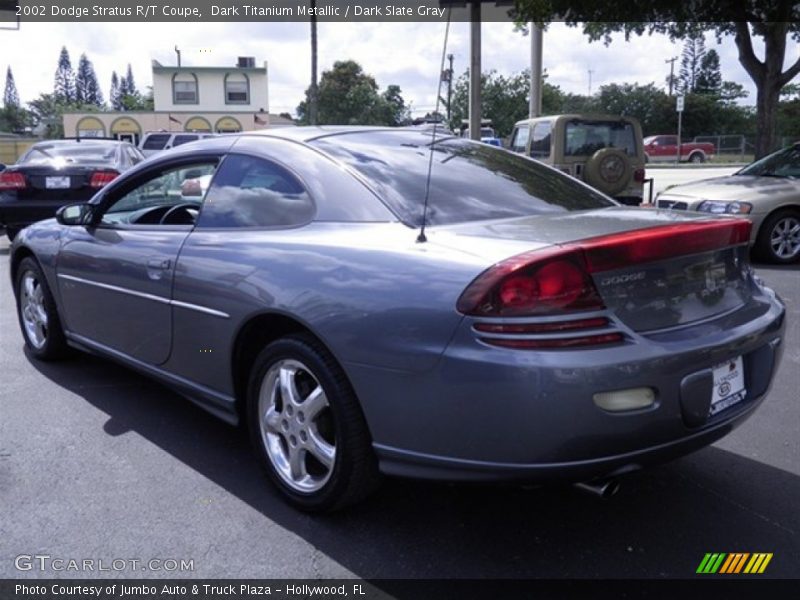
574 478 620 498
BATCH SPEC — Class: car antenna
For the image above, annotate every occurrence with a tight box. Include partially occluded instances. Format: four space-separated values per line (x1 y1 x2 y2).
417 8 451 244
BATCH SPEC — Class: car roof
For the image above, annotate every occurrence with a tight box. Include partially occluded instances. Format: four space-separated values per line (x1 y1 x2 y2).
237 125 426 144
513 114 640 127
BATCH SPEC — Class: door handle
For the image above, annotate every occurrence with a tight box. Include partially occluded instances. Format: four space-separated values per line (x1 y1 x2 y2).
147 258 171 270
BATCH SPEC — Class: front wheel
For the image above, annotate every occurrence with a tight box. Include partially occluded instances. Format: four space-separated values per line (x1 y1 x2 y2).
756 209 800 264
688 152 705 164
15 257 69 360
246 334 380 512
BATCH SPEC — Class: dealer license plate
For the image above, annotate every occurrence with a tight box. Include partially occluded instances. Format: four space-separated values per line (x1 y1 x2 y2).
709 356 746 416
45 176 70 189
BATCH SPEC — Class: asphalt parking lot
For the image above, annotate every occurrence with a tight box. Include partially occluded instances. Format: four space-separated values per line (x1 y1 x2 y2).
0 235 798 580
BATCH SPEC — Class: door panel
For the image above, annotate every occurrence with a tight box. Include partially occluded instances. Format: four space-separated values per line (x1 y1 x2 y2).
57 226 190 365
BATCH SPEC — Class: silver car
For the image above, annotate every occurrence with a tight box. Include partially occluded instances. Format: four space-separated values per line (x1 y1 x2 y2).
656 143 800 263
10 128 786 511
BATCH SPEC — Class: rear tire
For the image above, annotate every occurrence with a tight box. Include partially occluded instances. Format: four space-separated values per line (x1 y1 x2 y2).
246 334 380 512
15 257 69 360
755 209 800 264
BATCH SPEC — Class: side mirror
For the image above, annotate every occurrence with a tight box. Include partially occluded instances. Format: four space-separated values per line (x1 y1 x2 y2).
56 203 91 226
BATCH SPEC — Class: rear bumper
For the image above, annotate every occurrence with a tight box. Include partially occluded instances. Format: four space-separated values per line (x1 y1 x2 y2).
351 286 785 483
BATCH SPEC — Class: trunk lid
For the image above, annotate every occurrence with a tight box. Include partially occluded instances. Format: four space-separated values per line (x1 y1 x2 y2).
430 207 753 332
11 165 107 203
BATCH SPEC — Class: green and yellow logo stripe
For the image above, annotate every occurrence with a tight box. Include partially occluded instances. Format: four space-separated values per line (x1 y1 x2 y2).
696 552 773 574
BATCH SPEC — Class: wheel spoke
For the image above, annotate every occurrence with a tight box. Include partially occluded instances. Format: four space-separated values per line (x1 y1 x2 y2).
264 407 282 433
24 276 35 299
307 429 335 469
279 366 300 405
303 386 327 420
288 446 307 480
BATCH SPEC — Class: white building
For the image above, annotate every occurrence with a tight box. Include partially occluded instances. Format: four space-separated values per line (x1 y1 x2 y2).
63 57 289 144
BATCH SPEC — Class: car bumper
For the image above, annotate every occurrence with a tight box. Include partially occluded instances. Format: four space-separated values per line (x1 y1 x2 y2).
349 285 785 483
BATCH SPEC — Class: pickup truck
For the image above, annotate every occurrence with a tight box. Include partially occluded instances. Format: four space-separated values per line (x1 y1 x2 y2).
643 135 716 163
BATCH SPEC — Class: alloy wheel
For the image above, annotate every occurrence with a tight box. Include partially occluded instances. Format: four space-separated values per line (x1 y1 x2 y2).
258 358 336 493
769 216 800 260
20 271 48 349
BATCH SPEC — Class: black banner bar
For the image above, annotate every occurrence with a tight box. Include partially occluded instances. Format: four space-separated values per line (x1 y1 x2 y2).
2 579 799 600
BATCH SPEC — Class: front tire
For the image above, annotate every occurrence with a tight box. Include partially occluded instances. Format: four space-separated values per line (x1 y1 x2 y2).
756 209 800 264
246 334 380 512
688 152 705 164
15 257 69 360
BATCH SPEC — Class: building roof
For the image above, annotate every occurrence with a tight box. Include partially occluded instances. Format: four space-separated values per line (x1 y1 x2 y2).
151 59 266 74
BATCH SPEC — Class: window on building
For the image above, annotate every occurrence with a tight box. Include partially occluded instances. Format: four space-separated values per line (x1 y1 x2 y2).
225 74 249 104
173 74 198 104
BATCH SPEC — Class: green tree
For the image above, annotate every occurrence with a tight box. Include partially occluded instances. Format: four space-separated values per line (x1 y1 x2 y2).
296 60 405 126
593 82 675 135
54 46 75 103
75 54 104 108
695 49 722 96
678 33 706 95
4 66 19 107
449 69 563 138
27 93 72 138
109 72 122 111
512 1 800 157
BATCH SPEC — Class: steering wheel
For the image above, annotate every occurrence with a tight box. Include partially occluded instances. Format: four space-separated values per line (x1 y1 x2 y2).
159 203 200 225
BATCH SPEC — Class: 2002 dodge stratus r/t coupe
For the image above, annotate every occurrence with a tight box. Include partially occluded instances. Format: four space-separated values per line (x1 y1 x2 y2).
11 128 785 511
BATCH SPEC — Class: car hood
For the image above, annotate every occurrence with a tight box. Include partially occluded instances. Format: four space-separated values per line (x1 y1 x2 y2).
660 175 799 203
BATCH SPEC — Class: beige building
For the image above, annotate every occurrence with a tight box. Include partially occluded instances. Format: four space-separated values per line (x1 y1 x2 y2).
63 57 292 144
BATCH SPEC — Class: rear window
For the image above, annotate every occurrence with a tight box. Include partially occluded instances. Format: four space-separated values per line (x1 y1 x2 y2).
20 144 117 166
311 130 614 227
142 134 170 150
564 120 637 157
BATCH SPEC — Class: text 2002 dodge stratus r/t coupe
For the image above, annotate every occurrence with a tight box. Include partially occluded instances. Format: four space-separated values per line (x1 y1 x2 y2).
11 128 785 511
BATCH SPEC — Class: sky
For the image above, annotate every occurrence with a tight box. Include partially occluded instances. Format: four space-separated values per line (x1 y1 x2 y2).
1 21 798 117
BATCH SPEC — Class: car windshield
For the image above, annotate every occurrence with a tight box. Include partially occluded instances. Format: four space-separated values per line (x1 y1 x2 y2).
737 145 800 179
20 144 117 166
564 120 637 156
311 130 614 227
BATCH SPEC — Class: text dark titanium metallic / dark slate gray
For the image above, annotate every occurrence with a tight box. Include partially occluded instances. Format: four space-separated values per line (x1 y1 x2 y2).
9 127 786 511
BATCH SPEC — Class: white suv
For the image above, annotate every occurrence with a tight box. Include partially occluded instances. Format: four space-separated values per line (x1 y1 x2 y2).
139 132 216 158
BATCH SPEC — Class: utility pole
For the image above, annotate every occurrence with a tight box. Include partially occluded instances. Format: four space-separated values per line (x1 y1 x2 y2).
446 53 454 124
468 1 481 141
309 0 319 125
665 56 677 96
588 68 593 96
529 24 543 118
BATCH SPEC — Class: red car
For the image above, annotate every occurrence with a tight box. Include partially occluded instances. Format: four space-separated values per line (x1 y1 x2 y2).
644 135 716 163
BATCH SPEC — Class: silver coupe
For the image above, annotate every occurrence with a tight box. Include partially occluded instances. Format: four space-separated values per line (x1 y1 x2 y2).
10 128 786 511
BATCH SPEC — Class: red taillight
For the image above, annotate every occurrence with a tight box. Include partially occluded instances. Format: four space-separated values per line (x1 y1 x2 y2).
0 171 26 190
89 170 119 188
634 167 645 183
456 249 604 317
457 219 751 318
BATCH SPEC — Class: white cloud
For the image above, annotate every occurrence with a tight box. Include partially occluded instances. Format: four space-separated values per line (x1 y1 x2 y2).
1 21 797 117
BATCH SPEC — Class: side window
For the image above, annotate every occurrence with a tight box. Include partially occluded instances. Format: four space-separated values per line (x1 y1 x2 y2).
510 126 530 153
100 162 218 226
530 121 552 158
197 154 314 228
